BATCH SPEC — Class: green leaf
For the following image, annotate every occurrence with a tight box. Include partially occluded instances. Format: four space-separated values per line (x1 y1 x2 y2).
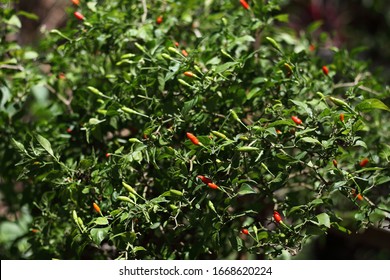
95 217 109 225
214 62 239 73
356 98 390 112
133 246 146 253
274 14 289 22
23 51 38 60
238 183 256 195
256 231 268 241
36 134 55 158
5 15 21 28
90 227 110 244
316 213 330 228
12 138 27 155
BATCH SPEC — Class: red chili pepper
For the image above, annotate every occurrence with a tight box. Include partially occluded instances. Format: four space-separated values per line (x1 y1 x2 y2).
181 49 188 57
332 159 338 168
241 228 249 235
240 0 250 10
207 182 219 189
351 189 364 201
339 113 345 122
197 175 213 184
291 116 302 125
309 44 315 52
105 153 111 158
359 158 369 167
156 15 163 24
58 72 66 80
275 128 282 134
174 41 179 47
93 202 101 213
66 128 72 133
184 71 195 78
74 11 85 21
273 211 282 223
322 65 329 76
72 0 80 6
186 132 200 145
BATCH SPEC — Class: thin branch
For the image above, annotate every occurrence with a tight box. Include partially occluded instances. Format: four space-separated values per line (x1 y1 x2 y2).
332 73 381 95
0 64 24 71
141 0 147 23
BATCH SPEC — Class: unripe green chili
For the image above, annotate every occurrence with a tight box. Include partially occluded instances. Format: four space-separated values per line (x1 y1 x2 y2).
211 130 228 139
161 53 173 60
328 97 353 112
221 49 235 60
121 53 136 59
168 46 182 56
77 217 85 229
72 210 78 225
87 86 105 97
122 181 137 195
121 106 149 118
194 65 203 75
230 109 240 122
128 138 142 143
208 200 217 213
266 37 282 52
169 204 178 210
169 189 183 196
237 146 259 151
178 79 195 88
117 196 133 203
134 42 146 53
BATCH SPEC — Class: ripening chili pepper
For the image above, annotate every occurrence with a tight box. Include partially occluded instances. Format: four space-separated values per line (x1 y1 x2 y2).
174 41 179 47
197 175 213 185
284 63 293 77
291 116 302 125
58 72 66 79
340 113 345 122
156 15 163 24
351 189 364 201
181 49 188 57
66 127 72 133
207 182 219 189
105 153 111 158
241 228 249 235
240 0 250 10
31 229 40 233
93 202 101 213
309 44 315 52
275 128 282 134
184 71 195 78
322 65 329 76
332 159 338 168
72 0 80 6
186 132 200 145
359 158 369 167
273 211 282 223
74 11 85 21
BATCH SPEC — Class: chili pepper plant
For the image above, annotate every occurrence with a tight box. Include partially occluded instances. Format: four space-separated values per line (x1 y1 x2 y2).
1 0 390 259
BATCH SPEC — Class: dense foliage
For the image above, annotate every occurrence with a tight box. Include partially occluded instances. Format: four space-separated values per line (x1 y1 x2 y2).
1 0 389 259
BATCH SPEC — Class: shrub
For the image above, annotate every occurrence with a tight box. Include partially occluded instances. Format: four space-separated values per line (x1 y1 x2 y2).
1 0 389 259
